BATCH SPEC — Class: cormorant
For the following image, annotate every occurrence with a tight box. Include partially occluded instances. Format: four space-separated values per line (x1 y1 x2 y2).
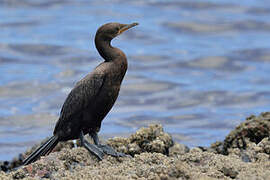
23 22 139 165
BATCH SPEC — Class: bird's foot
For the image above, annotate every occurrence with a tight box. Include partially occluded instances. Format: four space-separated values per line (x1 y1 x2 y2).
80 131 105 160
89 132 130 158
98 144 130 157
84 140 105 160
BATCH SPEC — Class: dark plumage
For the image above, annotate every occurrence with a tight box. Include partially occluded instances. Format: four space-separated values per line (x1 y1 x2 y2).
23 22 139 165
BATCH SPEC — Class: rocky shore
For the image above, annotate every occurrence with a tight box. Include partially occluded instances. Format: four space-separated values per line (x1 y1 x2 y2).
1 112 270 179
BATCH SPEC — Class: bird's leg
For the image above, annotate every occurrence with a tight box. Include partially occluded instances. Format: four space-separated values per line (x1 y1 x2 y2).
79 131 104 160
89 132 128 157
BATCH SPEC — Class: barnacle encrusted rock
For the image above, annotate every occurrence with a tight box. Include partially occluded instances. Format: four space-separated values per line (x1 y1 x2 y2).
107 124 174 156
2 114 270 180
211 112 270 155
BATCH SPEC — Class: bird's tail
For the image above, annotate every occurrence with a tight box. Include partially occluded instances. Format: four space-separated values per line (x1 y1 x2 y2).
23 135 59 165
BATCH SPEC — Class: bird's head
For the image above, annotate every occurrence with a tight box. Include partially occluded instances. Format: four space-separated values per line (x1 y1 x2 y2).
96 22 139 41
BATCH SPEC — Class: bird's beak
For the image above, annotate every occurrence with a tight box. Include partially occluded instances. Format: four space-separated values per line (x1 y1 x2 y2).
118 22 139 35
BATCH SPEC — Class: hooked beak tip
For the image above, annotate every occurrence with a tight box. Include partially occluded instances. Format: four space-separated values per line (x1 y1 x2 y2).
118 22 139 34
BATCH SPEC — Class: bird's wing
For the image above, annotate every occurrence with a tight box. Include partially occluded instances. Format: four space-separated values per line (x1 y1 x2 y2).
55 72 105 130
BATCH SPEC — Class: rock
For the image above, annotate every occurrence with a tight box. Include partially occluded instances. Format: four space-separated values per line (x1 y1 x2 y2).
1 113 270 179
222 112 270 154
107 124 174 156
169 143 189 157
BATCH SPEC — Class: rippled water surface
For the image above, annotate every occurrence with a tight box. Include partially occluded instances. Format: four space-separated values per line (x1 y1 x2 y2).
1 0 270 160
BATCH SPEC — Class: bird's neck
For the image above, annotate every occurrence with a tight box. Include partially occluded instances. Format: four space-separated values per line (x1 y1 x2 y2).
95 36 126 64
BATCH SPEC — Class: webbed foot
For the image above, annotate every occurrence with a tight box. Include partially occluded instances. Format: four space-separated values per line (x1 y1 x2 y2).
98 144 130 157
80 131 105 160
90 132 130 158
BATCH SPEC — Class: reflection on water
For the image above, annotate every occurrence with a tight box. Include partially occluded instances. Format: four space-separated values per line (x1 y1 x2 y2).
1 0 270 160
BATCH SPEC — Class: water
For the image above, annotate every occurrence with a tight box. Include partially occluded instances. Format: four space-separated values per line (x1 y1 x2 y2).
1 0 270 160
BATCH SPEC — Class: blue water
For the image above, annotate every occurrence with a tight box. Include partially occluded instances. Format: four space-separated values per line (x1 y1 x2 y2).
1 0 270 160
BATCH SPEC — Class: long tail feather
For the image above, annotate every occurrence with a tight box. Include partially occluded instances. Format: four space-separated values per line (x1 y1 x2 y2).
23 135 59 165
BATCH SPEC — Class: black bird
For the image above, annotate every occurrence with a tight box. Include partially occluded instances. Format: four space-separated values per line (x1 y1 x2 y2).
23 22 139 165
